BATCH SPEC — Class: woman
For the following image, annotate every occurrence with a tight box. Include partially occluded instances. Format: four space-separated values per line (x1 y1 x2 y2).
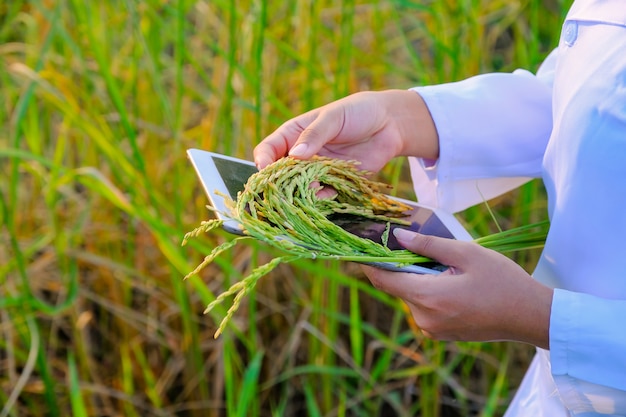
253 0 626 415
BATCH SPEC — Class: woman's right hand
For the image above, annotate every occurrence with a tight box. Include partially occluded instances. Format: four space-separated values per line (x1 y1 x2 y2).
253 89 440 173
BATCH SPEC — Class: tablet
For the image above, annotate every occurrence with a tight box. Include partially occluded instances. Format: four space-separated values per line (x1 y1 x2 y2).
187 148 472 274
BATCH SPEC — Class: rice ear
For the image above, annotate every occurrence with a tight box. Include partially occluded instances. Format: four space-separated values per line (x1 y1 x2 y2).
186 156 548 337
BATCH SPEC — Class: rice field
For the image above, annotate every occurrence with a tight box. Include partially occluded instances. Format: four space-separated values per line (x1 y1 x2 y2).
1 0 569 416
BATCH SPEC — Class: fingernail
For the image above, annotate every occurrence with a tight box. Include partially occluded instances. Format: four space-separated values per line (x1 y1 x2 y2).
255 156 271 170
393 228 417 242
289 143 308 157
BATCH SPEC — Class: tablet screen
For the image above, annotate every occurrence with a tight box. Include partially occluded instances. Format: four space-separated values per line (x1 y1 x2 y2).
329 206 454 251
213 155 259 199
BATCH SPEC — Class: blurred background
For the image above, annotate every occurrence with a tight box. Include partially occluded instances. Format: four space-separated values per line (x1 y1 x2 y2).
1 0 569 416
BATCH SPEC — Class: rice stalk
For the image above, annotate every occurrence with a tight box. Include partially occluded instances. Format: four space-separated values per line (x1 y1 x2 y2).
185 156 548 337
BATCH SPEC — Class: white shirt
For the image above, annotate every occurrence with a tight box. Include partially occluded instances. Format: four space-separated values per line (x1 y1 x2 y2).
408 0 626 415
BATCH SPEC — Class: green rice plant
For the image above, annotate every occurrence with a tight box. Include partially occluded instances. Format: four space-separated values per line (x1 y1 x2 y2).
185 156 549 339
0 0 569 416
67 353 89 417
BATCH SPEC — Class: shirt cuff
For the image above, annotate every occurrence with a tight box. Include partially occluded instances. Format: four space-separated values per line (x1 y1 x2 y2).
549 289 626 413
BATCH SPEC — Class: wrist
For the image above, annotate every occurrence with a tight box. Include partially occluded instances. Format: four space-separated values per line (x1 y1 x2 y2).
385 89 439 160
506 279 553 349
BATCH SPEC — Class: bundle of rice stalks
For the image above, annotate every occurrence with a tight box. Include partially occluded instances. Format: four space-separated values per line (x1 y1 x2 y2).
183 156 548 337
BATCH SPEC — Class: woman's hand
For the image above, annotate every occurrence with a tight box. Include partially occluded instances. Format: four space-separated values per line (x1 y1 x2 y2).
362 229 553 349
254 90 439 172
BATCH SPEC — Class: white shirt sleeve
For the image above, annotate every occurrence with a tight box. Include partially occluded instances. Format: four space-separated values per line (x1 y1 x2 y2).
408 49 557 213
549 289 626 414
409 36 626 414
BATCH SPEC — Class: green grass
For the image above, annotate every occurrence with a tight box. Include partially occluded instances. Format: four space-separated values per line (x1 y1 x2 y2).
0 0 569 416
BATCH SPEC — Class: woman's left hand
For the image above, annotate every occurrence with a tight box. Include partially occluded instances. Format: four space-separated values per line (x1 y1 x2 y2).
362 228 553 349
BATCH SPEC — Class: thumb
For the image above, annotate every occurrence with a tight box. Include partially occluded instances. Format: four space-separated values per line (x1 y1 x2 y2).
288 107 345 159
393 228 468 268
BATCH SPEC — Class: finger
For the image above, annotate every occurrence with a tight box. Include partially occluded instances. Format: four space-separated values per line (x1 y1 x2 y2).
253 129 297 169
361 264 433 300
309 181 338 199
392 228 471 267
254 111 319 169
288 106 345 160
253 139 284 170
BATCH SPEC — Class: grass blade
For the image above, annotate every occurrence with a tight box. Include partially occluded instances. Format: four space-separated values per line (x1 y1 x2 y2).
67 353 89 417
